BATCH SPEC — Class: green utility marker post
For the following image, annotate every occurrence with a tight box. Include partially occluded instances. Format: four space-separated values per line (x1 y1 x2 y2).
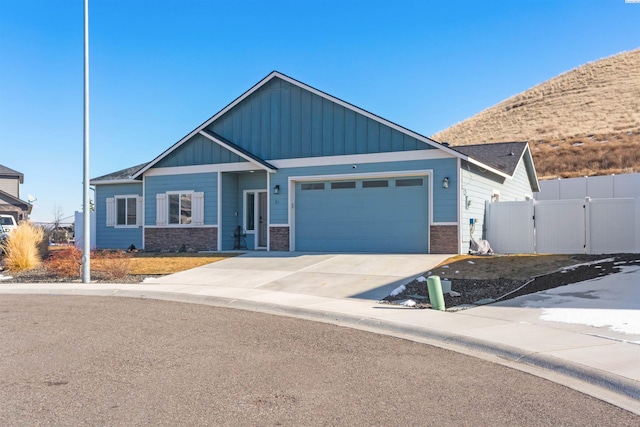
427 276 446 311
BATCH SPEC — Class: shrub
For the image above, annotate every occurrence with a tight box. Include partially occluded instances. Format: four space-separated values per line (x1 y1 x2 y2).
92 250 131 280
1 222 45 272
44 247 82 278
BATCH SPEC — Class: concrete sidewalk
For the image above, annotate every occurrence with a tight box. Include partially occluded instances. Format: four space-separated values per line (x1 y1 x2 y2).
1 252 638 414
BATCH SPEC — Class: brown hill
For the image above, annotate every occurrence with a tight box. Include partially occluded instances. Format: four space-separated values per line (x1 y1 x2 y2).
432 49 640 179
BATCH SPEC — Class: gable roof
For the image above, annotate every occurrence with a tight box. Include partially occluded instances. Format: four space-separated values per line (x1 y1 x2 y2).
90 162 149 184
0 164 24 184
131 71 464 179
454 141 540 191
0 188 30 210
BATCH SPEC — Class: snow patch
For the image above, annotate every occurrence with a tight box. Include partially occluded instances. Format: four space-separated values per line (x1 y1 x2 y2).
389 284 406 297
416 276 427 283
400 299 416 307
0 275 13 281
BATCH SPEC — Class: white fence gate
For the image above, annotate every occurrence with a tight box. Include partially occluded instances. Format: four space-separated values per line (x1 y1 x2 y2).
485 197 640 254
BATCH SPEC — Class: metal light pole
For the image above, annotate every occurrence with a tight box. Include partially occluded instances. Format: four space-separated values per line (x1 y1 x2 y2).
82 0 91 283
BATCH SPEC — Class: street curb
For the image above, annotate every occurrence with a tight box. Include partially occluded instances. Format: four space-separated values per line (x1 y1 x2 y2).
3 287 639 413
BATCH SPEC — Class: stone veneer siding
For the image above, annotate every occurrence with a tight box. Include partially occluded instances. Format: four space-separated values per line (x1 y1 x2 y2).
269 226 290 251
145 227 218 252
430 225 458 254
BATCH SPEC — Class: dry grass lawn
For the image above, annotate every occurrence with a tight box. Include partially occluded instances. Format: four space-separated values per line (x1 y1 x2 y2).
118 253 235 275
432 254 588 280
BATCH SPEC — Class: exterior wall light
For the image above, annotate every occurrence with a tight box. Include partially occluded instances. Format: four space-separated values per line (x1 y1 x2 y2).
442 177 449 189
273 184 280 194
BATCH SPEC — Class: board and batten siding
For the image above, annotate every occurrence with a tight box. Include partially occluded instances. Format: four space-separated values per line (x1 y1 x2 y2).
460 159 535 253
270 158 459 225
145 172 218 226
95 182 143 249
220 173 239 251
154 133 244 168
204 77 433 162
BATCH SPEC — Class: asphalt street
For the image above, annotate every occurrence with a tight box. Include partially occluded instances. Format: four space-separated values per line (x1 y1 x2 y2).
1 295 637 426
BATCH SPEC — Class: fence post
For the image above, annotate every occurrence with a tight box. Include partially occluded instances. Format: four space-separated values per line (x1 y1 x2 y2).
584 197 591 254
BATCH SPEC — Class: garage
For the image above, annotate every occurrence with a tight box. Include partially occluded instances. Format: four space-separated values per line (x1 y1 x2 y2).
293 175 430 253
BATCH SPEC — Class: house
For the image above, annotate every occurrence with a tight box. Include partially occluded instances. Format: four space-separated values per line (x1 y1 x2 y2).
0 164 31 222
91 72 539 254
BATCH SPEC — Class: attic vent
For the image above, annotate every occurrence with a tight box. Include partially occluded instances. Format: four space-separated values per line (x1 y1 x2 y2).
509 150 514 156
441 142 450 147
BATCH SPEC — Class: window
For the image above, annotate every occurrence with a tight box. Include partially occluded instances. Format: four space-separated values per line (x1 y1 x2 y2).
362 180 388 188
116 196 137 226
106 195 142 227
331 181 356 189
246 193 255 231
169 192 192 225
396 178 423 187
301 183 325 190
155 191 203 226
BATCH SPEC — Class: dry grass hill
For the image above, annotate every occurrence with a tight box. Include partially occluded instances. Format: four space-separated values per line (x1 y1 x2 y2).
432 49 640 179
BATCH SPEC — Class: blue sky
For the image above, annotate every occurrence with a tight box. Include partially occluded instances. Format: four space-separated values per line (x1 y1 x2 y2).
1 0 639 222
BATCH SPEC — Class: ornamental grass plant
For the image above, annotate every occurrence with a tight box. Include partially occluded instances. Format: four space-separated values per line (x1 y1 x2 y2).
1 221 45 272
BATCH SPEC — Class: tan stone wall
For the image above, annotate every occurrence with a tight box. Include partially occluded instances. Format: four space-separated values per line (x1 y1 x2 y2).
269 226 290 251
430 225 459 254
145 227 218 252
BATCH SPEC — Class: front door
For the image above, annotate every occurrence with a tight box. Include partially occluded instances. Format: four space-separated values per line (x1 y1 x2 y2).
258 192 268 248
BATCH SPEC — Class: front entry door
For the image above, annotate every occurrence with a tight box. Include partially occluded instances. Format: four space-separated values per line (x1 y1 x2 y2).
258 192 268 248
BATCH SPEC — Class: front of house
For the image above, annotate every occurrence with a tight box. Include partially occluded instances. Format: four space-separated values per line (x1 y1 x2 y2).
92 72 539 254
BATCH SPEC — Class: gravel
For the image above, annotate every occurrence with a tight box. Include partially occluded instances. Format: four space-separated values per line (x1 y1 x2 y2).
382 254 640 310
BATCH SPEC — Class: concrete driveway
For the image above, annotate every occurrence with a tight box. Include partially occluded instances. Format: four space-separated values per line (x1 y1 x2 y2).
148 252 452 300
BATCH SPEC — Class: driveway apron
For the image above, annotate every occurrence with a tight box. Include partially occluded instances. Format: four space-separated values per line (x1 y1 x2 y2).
148 252 452 300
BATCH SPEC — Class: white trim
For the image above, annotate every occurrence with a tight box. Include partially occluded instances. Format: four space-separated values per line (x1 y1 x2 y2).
288 169 433 252
217 171 222 251
144 163 257 177
91 179 141 185
265 173 271 251
464 157 511 179
457 157 461 255
432 222 458 226
269 223 289 227
199 130 276 172
270 149 454 169
112 194 142 228
142 175 146 249
241 189 269 249
290 170 432 182
166 190 196 226
145 225 217 229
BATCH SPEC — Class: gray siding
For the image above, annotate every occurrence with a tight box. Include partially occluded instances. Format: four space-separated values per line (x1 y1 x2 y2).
95 183 143 249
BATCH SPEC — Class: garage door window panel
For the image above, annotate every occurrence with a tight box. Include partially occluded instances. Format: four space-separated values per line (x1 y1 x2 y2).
362 180 389 188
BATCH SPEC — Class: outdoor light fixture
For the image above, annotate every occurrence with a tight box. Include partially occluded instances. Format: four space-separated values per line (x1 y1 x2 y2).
273 184 280 194
442 177 449 188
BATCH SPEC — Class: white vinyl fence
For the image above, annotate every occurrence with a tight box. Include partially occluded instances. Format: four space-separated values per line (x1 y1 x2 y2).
485 197 640 254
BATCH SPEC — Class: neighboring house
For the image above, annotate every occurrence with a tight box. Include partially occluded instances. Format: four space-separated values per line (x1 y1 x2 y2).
91 71 539 254
0 164 31 222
